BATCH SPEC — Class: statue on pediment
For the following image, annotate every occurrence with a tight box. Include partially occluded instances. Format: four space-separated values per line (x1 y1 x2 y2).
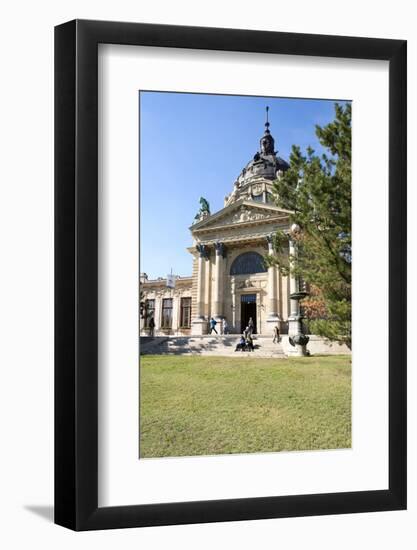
193 196 211 224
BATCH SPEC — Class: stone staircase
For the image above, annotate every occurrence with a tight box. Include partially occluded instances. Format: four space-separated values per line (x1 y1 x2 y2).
140 335 286 358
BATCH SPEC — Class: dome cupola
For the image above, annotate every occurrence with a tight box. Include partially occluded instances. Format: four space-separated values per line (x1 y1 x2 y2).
224 107 290 207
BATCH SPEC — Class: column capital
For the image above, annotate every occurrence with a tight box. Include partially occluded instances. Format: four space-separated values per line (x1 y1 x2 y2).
196 243 210 259
214 241 226 257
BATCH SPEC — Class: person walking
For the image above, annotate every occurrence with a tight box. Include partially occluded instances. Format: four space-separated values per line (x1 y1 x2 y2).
223 319 229 335
273 324 280 344
209 317 218 335
248 317 254 335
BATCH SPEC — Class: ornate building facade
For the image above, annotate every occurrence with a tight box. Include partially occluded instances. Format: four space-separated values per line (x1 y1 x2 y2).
140 114 298 337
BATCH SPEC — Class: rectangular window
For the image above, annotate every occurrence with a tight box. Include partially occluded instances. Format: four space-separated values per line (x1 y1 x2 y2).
180 297 192 328
241 293 256 303
161 298 173 328
144 299 155 328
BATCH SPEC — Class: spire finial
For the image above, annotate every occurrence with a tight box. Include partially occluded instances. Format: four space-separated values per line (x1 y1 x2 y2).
260 105 275 154
265 106 270 132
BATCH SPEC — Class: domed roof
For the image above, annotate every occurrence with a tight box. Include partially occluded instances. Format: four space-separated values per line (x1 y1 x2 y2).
237 151 289 186
223 108 290 207
237 108 289 186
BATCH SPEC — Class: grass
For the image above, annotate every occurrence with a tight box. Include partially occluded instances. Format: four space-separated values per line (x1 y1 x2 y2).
139 355 351 458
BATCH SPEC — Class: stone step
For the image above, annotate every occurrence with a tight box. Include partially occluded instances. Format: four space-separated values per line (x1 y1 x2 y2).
140 335 285 357
140 335 350 357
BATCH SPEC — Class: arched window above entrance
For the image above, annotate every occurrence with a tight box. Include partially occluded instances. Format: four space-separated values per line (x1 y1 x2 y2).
230 251 267 275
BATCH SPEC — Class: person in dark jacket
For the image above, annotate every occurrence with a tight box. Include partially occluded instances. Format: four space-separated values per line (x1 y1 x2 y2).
235 335 246 351
209 317 218 334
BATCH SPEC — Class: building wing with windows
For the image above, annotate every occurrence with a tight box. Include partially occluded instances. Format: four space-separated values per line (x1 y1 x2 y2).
140 114 296 336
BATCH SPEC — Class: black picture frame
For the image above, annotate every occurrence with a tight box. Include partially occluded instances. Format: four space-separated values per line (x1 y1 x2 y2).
55 19 407 531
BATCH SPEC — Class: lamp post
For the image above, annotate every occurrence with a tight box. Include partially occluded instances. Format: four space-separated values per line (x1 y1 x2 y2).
287 224 310 357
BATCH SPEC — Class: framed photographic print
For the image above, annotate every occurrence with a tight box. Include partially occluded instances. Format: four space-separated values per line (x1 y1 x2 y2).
55 20 406 530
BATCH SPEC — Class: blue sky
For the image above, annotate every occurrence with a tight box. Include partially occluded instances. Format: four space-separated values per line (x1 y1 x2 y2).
140 92 348 279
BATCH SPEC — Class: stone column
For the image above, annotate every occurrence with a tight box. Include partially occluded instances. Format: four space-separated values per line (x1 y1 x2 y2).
172 292 179 334
192 244 209 335
213 242 226 322
195 245 207 318
154 295 162 334
266 235 280 330
231 278 236 331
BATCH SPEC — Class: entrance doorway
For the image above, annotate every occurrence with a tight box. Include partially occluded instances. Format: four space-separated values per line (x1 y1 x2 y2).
240 294 257 334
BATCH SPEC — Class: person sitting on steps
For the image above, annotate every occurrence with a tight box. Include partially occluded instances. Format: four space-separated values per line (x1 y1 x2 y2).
235 335 246 352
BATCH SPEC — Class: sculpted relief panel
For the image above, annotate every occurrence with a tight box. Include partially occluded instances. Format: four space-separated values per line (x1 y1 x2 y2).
230 275 268 291
236 278 258 290
251 183 264 196
195 205 275 233
231 205 269 223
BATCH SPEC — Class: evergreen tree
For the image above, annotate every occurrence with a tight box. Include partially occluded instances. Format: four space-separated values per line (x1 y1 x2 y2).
268 103 351 347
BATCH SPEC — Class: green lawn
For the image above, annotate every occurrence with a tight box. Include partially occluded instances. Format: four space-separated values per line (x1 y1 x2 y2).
139 355 351 458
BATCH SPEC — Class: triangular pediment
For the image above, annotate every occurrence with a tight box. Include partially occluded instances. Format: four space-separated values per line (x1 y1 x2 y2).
190 198 291 233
